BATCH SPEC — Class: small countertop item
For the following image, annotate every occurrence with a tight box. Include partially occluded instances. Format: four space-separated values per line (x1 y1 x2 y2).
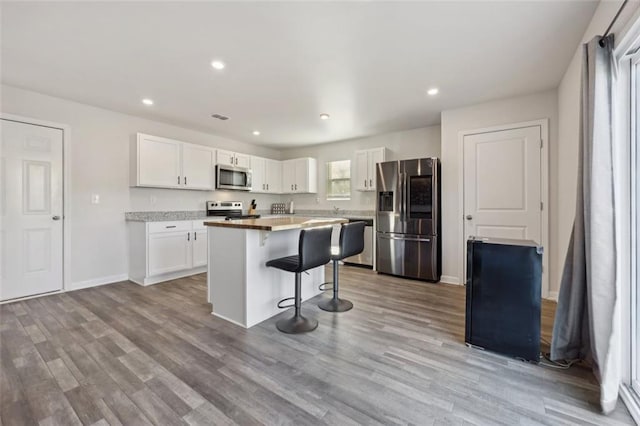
204 216 347 231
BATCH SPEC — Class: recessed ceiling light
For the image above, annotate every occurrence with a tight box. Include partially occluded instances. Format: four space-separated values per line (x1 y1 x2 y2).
142 98 154 106
211 60 226 70
252 130 260 136
427 88 439 96
320 113 330 120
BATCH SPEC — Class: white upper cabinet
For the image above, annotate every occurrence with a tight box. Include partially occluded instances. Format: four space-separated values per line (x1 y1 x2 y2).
182 143 215 190
250 156 266 193
135 134 182 188
132 133 215 190
354 147 386 191
265 159 282 193
282 158 317 194
251 156 283 193
217 149 251 168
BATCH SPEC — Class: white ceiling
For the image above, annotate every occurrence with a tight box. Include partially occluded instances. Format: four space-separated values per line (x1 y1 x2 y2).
1 1 597 148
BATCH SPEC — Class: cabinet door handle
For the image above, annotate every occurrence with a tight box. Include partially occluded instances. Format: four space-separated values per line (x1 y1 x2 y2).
166 225 176 228
185 176 188 186
194 232 197 241
235 157 238 165
364 179 367 187
370 179 373 187
295 184 297 190
187 232 190 241
291 184 294 190
178 176 180 185
266 183 269 190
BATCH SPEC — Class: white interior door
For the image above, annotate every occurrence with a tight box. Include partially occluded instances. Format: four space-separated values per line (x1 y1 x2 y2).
464 125 542 243
1 119 64 301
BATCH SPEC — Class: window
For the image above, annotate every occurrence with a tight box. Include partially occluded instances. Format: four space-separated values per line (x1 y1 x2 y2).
326 160 351 200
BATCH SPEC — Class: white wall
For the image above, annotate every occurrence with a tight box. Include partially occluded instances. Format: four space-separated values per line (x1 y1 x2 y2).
440 90 558 286
556 0 640 299
279 126 441 211
1 84 282 288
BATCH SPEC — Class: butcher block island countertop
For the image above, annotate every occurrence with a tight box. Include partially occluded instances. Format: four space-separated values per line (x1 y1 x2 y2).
204 216 347 231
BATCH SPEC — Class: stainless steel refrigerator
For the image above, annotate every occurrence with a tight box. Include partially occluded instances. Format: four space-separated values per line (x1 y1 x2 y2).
376 158 441 282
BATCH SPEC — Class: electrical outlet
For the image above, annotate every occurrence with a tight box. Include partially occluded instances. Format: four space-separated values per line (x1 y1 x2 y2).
91 194 100 204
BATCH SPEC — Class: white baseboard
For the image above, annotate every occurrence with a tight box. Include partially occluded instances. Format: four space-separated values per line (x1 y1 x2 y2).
212 312 248 329
440 275 461 285
131 267 207 286
69 274 129 291
620 385 640 425
546 291 559 301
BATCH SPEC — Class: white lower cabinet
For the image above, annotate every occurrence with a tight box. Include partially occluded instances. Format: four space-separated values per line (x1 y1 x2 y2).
128 220 208 286
192 227 208 268
148 231 192 276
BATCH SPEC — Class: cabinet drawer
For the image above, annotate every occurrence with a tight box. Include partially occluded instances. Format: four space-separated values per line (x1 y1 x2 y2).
148 221 192 234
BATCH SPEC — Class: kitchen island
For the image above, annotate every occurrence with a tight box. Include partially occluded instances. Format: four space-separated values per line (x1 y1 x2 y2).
205 216 347 328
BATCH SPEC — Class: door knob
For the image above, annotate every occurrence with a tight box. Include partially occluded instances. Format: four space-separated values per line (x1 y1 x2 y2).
465 215 473 220
52 215 61 221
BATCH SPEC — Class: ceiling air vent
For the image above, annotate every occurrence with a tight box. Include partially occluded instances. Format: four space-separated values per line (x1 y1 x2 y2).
211 114 229 121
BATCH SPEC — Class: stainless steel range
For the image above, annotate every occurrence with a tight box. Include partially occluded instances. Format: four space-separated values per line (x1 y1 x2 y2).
206 201 260 220
376 158 441 282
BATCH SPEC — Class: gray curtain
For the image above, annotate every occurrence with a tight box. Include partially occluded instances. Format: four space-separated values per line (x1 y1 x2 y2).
551 34 618 413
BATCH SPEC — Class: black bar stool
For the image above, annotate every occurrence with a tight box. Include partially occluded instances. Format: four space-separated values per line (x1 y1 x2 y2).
266 226 333 333
318 221 365 312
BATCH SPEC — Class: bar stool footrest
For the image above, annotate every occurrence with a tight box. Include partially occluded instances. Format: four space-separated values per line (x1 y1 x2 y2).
277 297 295 309
318 281 334 292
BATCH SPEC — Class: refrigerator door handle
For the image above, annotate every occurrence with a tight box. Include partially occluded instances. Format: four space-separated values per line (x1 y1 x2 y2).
399 172 405 218
402 172 408 221
378 234 431 243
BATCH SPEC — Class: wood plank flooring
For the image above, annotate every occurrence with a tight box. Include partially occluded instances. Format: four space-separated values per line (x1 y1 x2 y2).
0 266 634 425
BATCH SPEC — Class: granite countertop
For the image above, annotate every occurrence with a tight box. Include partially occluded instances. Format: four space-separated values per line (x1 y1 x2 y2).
125 210 374 223
125 211 210 222
205 216 348 231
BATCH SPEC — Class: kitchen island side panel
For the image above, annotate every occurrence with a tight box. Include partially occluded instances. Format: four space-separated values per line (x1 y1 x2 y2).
208 226 246 327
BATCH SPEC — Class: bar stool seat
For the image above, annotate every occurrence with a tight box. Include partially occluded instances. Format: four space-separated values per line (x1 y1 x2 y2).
266 256 300 272
318 221 365 312
266 226 332 334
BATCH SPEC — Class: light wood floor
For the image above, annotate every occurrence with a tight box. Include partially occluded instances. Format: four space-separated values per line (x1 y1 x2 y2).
0 266 634 425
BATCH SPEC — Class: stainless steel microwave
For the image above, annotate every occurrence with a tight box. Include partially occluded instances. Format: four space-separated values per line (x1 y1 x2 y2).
216 165 252 191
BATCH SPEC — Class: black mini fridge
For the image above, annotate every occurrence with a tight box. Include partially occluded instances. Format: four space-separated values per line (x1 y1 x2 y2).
465 237 543 362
